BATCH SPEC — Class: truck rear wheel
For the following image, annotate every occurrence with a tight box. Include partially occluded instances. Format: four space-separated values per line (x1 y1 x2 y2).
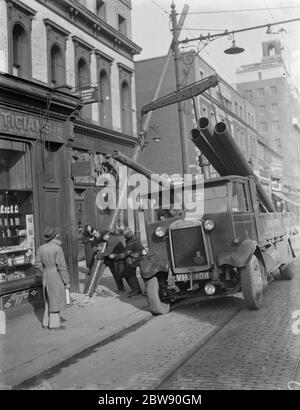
241 255 264 310
145 275 170 315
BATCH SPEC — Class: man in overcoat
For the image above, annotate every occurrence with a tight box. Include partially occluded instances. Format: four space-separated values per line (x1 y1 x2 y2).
35 227 70 330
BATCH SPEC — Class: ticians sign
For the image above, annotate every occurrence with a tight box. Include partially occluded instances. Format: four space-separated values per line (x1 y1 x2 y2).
0 108 64 142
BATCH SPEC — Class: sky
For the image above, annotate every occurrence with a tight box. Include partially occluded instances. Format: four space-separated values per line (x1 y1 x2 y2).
131 0 300 89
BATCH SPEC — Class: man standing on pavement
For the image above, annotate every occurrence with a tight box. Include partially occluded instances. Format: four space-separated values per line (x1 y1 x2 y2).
108 227 144 297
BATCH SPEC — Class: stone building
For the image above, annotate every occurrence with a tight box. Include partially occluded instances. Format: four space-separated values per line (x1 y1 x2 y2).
236 39 300 195
0 0 141 314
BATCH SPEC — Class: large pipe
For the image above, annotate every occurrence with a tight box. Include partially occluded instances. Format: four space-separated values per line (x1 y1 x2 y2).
213 121 275 212
111 149 170 188
190 128 228 176
213 121 253 176
197 117 236 175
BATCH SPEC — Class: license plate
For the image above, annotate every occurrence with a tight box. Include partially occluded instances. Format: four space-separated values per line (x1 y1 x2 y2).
175 272 210 282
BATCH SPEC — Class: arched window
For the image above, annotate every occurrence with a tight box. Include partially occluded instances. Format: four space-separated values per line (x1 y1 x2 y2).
268 45 275 56
77 58 90 120
12 24 29 78
99 70 111 128
50 44 65 86
77 58 89 88
121 81 132 135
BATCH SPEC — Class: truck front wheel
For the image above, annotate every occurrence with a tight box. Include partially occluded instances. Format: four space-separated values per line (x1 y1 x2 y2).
241 255 264 310
280 261 294 280
145 275 170 315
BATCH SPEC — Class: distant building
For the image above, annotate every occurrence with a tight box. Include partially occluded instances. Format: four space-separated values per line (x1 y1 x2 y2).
236 39 300 194
135 52 280 196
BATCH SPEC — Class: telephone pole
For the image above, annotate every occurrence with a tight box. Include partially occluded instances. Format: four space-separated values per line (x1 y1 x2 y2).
171 2 190 176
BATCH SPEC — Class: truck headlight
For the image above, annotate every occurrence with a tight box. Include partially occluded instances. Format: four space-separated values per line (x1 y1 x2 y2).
204 219 215 231
155 226 167 237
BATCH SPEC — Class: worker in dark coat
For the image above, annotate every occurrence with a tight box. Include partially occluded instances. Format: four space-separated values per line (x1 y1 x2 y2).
96 229 126 292
35 227 70 330
108 227 143 297
82 224 94 275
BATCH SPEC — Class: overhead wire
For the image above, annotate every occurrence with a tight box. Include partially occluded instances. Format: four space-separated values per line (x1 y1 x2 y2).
179 6 300 15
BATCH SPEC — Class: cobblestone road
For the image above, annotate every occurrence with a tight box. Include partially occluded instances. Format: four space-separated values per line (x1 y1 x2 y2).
21 240 300 391
160 260 300 390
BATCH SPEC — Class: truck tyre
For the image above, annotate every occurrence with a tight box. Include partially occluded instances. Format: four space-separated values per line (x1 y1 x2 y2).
280 261 294 280
272 268 282 281
145 276 170 315
241 255 264 310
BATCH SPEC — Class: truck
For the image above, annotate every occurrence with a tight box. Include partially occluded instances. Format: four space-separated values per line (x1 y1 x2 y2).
111 89 295 315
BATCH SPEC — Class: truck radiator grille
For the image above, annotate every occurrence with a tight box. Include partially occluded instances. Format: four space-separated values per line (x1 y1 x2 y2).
170 226 208 269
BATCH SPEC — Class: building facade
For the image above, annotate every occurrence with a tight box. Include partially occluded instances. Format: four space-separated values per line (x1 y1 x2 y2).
0 0 141 315
135 52 280 197
236 39 300 196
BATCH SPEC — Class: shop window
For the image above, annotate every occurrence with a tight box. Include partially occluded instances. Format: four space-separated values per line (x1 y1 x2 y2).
12 23 29 78
96 0 106 20
50 44 65 86
0 144 36 286
99 69 111 128
118 14 127 35
120 80 132 135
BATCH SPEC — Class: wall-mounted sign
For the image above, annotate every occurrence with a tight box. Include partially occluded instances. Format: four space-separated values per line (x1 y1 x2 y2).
79 86 99 105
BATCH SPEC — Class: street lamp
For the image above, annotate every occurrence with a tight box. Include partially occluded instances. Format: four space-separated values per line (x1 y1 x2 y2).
224 35 245 55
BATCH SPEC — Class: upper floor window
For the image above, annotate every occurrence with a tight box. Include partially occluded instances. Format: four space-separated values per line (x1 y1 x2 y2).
270 86 277 95
121 80 132 134
268 45 275 56
96 0 105 20
257 88 264 97
77 58 89 88
258 105 265 115
118 14 127 36
260 122 268 133
271 103 278 113
258 72 262 80
50 44 65 86
272 121 280 131
99 69 111 128
245 90 253 99
12 24 29 78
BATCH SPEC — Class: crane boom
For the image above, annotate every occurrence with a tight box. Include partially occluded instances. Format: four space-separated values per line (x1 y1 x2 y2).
141 75 219 115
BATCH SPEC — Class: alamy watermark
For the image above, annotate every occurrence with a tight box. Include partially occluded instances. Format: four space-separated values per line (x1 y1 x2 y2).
95 165 204 217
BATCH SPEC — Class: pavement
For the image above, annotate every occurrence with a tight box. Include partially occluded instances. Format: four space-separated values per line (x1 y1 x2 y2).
0 263 151 389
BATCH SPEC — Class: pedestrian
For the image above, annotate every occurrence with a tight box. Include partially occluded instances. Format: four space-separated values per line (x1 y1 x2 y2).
35 227 70 330
82 224 95 275
108 227 144 297
97 229 126 293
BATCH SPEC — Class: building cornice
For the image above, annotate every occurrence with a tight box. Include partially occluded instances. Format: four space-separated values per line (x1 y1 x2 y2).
74 120 137 147
94 49 114 64
72 35 94 51
5 0 36 17
35 0 141 60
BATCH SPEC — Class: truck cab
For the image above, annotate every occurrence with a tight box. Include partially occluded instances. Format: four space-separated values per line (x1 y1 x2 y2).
141 175 295 315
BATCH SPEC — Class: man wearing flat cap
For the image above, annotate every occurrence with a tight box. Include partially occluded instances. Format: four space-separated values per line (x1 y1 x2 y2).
35 227 70 330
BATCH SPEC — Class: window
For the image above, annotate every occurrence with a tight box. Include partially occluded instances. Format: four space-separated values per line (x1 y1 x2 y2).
258 105 265 115
77 58 89 88
272 121 280 131
96 0 105 20
121 80 132 134
271 103 278 113
50 45 65 86
239 106 243 119
199 70 204 78
12 24 29 78
118 14 127 36
270 86 277 95
245 90 253 99
258 72 262 80
232 183 249 213
268 45 275 56
260 122 268 133
235 102 238 114
257 88 264 97
99 70 111 128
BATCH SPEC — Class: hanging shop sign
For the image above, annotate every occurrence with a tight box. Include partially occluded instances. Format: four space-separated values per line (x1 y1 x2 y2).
79 86 99 105
0 287 40 310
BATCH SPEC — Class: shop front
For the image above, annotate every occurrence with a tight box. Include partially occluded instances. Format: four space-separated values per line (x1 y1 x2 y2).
0 74 81 316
